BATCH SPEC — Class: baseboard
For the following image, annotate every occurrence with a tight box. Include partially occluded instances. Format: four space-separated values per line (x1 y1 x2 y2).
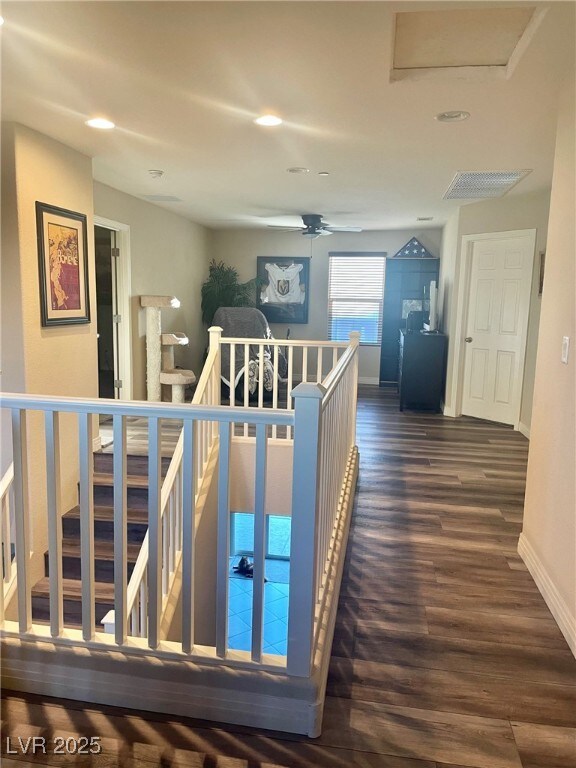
443 405 457 418
518 533 576 657
518 421 531 439
358 376 379 385
0 641 317 736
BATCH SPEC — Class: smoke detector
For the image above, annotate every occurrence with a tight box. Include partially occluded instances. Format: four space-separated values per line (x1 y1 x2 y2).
148 169 165 179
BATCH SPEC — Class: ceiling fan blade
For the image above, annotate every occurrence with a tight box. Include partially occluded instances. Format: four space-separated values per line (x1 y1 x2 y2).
325 226 363 232
267 225 304 231
316 229 334 236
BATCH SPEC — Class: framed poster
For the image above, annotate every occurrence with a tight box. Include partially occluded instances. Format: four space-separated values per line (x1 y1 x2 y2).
256 257 310 324
36 202 90 326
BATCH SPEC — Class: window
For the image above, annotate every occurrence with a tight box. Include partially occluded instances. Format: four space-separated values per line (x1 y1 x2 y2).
328 253 386 344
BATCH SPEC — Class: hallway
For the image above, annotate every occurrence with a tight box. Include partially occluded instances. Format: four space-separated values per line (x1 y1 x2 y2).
2 386 575 767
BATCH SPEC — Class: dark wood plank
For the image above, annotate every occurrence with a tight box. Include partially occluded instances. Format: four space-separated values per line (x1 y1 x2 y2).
511 721 576 768
4 385 576 768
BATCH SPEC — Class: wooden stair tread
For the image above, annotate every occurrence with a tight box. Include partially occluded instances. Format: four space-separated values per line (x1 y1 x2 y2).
63 505 148 523
93 472 149 489
60 537 141 561
32 577 115 602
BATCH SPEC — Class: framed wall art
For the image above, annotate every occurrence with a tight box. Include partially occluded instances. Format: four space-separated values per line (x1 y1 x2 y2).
36 201 90 326
256 257 310 324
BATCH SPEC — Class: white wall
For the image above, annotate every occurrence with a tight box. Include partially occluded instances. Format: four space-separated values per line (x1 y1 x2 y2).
520 76 575 655
441 189 550 429
93 183 211 401
210 228 442 382
1 123 99 584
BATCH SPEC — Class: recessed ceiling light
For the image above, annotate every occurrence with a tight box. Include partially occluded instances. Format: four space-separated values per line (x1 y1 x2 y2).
287 167 309 174
318 171 330 176
254 114 283 127
85 117 115 130
0 16 4 26
435 111 470 123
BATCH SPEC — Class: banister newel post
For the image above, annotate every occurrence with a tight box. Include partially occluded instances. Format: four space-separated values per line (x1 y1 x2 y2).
287 382 325 677
348 331 360 445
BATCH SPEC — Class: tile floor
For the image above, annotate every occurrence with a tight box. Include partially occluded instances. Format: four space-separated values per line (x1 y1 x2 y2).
228 513 291 655
228 576 289 655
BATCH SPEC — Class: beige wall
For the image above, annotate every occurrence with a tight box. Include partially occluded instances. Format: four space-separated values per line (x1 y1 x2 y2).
93 183 211 400
1 123 98 584
441 189 551 429
520 76 575 654
210 228 442 382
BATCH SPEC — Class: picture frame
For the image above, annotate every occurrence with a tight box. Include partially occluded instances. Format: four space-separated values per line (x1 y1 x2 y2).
36 201 90 326
256 257 310 324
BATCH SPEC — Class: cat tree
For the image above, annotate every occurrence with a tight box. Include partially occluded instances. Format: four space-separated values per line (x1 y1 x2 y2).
140 295 196 403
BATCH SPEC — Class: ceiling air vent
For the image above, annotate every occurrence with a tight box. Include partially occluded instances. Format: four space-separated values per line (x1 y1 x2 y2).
443 170 532 200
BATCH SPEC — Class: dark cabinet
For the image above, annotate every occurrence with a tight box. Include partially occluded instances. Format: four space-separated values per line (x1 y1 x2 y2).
379 258 439 384
399 331 447 412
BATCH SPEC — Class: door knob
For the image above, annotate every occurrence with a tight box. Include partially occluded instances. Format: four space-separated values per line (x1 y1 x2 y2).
465 337 473 343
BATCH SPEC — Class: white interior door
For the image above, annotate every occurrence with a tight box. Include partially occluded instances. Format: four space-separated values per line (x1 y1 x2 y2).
462 233 534 425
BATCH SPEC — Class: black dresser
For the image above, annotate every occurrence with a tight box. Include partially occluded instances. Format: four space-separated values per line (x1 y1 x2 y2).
399 330 447 412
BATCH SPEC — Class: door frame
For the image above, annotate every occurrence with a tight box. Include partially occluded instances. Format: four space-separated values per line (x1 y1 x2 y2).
451 228 536 430
94 216 133 400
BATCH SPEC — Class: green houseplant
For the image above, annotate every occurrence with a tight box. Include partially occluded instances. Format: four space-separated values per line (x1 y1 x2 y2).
201 259 260 325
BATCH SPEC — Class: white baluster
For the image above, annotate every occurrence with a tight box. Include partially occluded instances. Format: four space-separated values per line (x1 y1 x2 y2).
162 506 169 596
258 344 264 409
113 415 128 645
1 493 11 584
272 346 279 440
215 421 231 658
45 411 63 638
12 410 31 633
181 418 195 653
243 344 249 437
251 423 267 662
147 417 162 648
78 413 95 641
287 347 294 439
229 343 236 408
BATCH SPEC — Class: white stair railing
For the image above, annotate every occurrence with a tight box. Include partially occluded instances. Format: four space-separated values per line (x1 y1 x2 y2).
219 335 349 439
0 331 359 679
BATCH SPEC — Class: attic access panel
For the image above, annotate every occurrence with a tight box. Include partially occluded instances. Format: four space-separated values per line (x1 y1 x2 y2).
393 237 436 259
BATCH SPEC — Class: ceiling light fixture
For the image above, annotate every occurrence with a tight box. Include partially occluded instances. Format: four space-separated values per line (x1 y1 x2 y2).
0 16 4 26
287 167 309 174
318 171 330 176
85 117 115 130
148 169 164 179
435 111 470 123
254 114 283 127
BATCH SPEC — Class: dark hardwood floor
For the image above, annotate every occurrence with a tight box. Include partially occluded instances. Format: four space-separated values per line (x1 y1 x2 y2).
2 386 575 767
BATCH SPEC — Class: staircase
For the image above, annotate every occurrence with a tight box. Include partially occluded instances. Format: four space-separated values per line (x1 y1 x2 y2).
31 453 170 629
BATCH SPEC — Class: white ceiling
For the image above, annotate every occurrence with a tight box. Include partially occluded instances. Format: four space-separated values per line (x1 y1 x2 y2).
1 1 574 231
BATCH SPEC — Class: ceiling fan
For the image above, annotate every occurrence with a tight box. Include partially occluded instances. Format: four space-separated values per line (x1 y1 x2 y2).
268 213 363 239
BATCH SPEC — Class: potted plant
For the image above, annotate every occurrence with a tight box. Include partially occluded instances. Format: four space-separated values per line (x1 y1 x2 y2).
201 260 260 325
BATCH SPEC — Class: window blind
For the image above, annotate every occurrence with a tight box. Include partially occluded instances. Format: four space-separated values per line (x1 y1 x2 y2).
328 254 386 344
